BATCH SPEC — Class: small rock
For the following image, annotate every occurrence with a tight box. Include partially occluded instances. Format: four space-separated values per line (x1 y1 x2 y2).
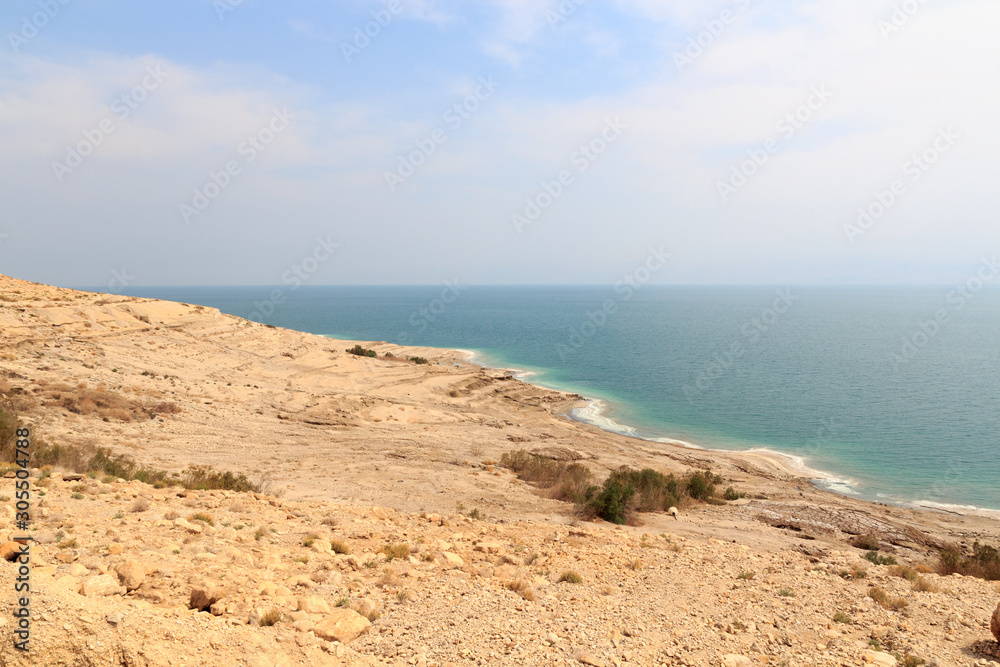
723 656 753 667
108 543 124 555
68 563 89 577
106 613 124 626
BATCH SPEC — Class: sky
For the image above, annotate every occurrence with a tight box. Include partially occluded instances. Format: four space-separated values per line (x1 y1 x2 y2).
0 0 998 287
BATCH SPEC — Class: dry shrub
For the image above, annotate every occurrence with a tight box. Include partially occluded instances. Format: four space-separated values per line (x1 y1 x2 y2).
558 571 582 584
130 497 150 512
937 542 1000 581
868 587 906 611
379 543 410 561
28 382 180 422
505 579 535 601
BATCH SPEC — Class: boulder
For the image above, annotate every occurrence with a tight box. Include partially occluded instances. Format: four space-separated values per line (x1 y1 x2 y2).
992 602 1000 642
862 650 897 666
355 598 377 619
312 609 371 643
116 560 146 592
474 542 502 554
68 563 89 577
441 552 464 567
0 541 25 562
82 574 125 597
190 585 227 611
297 595 332 614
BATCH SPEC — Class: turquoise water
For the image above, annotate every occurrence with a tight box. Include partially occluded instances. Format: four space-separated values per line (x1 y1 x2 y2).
105 285 1000 511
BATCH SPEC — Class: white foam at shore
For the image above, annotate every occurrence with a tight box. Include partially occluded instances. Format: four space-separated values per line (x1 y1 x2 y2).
911 500 1000 519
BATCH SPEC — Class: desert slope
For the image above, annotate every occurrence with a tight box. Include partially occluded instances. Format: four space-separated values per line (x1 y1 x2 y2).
1 274 999 666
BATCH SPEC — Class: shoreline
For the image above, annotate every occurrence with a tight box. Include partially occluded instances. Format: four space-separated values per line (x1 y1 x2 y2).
350 336 1000 519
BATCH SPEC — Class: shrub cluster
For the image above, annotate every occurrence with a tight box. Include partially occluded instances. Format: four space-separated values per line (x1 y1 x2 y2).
500 450 733 525
937 541 1000 580
0 406 261 493
346 345 377 358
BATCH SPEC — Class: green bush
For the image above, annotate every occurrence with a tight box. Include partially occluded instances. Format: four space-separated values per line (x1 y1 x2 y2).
346 345 377 358
864 551 897 566
686 472 715 501
409 356 428 365
724 486 746 501
585 473 636 525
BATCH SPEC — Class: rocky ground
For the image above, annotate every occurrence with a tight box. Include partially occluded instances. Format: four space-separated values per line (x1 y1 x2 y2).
2 274 1000 666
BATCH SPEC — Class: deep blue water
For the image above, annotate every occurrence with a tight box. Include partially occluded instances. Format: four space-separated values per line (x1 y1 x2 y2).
98 285 1000 511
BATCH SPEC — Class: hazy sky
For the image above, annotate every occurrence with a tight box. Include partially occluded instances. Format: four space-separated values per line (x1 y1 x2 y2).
0 0 997 287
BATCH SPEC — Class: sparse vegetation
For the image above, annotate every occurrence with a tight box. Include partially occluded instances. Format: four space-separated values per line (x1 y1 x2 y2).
500 450 728 525
833 611 852 624
868 586 906 611
130 497 150 512
851 533 881 551
409 356 428 365
505 579 536 601
737 571 755 580
937 541 1000 581
187 512 215 526
346 345 377 358
379 543 410 561
558 571 582 584
259 609 282 626
864 551 897 566
723 486 746 501
777 588 794 597
331 540 351 555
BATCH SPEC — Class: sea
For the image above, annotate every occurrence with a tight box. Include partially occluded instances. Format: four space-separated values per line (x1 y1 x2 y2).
102 285 1000 514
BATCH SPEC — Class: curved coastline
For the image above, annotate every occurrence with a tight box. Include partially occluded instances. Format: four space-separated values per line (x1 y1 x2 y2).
340 337 1000 518
454 345 1000 518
